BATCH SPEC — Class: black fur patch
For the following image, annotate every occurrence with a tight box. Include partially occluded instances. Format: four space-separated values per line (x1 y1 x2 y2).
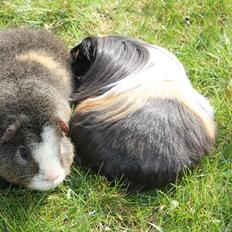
70 36 150 103
70 99 214 191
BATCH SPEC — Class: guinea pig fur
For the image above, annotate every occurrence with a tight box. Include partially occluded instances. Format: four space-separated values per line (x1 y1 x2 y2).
0 28 74 191
69 36 216 192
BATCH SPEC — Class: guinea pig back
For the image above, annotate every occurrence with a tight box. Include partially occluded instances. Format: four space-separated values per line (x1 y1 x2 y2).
69 36 216 192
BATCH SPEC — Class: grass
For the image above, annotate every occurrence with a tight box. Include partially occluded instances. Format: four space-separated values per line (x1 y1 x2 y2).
0 0 231 231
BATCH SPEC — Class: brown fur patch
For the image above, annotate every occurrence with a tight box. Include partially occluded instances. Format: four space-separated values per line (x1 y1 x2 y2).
75 80 216 139
16 51 69 84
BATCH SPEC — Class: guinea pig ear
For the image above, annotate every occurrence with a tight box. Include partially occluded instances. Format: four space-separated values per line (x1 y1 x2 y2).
70 38 97 65
70 38 95 61
58 119 69 135
70 45 80 60
70 38 97 89
0 121 20 145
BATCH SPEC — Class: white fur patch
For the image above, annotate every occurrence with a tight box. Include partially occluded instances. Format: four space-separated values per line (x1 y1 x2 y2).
99 44 213 117
102 45 191 93
28 126 65 191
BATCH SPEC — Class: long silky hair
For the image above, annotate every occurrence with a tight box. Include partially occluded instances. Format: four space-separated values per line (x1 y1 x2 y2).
69 35 216 191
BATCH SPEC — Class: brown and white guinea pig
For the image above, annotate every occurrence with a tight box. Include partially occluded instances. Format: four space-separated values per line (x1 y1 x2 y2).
69 36 216 192
0 28 74 191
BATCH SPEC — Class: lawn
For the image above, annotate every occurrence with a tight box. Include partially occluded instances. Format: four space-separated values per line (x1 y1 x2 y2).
0 0 231 231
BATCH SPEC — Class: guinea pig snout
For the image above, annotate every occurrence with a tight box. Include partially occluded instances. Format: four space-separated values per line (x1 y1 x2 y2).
27 168 65 191
42 172 62 182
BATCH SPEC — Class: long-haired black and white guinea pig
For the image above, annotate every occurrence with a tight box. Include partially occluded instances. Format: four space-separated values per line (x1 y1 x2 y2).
69 36 216 192
0 28 74 191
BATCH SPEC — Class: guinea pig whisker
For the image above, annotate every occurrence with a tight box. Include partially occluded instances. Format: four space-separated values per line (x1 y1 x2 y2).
12 174 34 182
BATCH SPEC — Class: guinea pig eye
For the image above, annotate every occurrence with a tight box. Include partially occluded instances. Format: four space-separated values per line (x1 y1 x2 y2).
19 146 30 160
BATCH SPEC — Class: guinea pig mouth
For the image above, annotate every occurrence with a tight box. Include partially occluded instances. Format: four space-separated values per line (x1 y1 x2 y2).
27 172 65 191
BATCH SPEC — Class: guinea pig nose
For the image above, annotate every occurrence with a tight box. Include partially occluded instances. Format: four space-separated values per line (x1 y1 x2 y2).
43 173 60 182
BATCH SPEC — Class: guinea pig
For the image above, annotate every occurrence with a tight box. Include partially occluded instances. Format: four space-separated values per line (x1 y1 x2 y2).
69 36 216 192
0 28 74 191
